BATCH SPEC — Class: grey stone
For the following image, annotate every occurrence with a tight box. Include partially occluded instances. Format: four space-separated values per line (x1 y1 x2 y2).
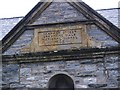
1 1 120 89
108 70 119 77
10 83 25 88
88 84 107 88
106 63 118 70
2 53 119 88
117 76 120 81
77 70 95 77
0 17 22 40
20 68 31 77
2 64 19 84
4 30 34 55
33 2 87 25
80 60 94 64
107 78 118 88
98 9 119 27
84 64 97 72
84 77 97 84
26 77 35 81
97 63 105 70
87 25 118 47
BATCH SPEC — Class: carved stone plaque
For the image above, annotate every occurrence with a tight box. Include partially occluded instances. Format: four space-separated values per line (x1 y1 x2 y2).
21 24 101 53
38 29 82 46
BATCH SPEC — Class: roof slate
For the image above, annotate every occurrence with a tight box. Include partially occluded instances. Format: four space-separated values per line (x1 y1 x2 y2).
0 8 119 40
0 17 22 40
98 8 119 27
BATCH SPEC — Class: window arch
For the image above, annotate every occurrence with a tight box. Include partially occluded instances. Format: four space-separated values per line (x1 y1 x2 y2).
48 74 74 90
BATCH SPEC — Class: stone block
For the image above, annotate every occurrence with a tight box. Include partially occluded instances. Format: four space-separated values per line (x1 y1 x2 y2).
46 65 57 71
26 77 35 81
107 78 118 88
88 84 107 88
80 60 94 64
33 2 87 25
97 63 105 70
76 84 88 88
106 62 118 70
20 68 31 77
84 64 97 72
10 83 25 88
66 61 80 70
84 77 97 84
2 64 19 84
108 70 119 77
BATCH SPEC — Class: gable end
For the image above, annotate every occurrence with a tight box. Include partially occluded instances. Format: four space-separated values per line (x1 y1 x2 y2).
1 1 120 54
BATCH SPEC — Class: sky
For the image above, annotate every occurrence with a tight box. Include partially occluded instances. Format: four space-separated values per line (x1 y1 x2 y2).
0 0 120 18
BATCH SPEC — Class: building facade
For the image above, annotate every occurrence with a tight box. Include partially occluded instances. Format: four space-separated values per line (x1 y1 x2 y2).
1 0 120 89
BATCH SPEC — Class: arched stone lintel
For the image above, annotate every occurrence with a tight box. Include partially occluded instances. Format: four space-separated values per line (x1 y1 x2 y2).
47 72 75 89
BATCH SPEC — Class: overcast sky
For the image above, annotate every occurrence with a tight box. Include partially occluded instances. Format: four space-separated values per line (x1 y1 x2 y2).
0 0 120 18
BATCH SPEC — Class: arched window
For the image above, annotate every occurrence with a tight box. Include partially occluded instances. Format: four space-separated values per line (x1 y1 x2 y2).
48 74 74 90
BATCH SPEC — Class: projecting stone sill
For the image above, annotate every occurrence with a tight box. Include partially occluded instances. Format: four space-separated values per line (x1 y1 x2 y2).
88 84 107 88
2 47 120 63
78 74 96 77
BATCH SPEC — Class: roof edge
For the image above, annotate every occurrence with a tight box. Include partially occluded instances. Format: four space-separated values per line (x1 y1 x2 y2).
97 7 120 11
0 8 119 20
0 16 23 20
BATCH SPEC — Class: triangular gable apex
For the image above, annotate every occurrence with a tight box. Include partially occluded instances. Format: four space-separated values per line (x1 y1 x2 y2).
68 1 120 43
1 0 120 53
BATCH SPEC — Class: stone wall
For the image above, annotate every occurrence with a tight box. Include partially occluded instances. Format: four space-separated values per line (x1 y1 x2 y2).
86 25 118 47
2 54 119 89
3 24 119 55
119 8 120 28
4 29 34 55
32 2 87 25
1 9 119 41
2 2 119 55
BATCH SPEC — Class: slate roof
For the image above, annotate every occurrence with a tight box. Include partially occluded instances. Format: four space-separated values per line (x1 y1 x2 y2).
97 8 119 27
0 8 119 41
0 17 23 40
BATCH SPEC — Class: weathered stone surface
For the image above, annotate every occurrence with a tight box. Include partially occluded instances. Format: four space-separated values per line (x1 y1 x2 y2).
10 83 25 88
107 77 118 88
106 63 118 70
87 25 118 47
20 68 31 77
1 8 119 41
84 64 97 72
88 84 107 88
32 2 87 25
2 64 19 84
2 54 119 88
1 1 119 89
0 17 22 40
105 55 119 63
4 30 34 55
3 3 119 55
98 9 119 27
80 60 94 64
21 24 104 53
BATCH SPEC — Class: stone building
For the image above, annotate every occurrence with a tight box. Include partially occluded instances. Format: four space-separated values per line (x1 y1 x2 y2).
1 0 120 89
